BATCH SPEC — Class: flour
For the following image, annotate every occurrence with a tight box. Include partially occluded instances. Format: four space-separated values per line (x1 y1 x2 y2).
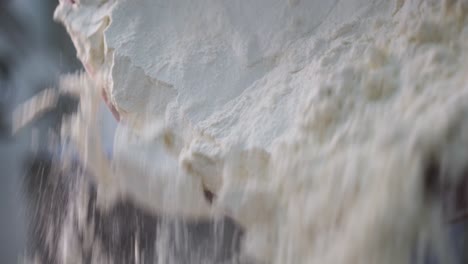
50 0 468 263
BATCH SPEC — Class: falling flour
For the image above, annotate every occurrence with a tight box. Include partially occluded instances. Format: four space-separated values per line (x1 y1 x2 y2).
19 0 468 263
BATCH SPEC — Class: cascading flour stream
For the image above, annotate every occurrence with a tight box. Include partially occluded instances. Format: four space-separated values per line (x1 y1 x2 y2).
18 0 468 263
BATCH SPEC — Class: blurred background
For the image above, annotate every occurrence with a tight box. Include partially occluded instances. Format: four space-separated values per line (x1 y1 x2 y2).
0 0 80 262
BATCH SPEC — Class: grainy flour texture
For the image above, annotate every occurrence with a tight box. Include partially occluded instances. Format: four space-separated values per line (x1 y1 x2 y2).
32 0 468 263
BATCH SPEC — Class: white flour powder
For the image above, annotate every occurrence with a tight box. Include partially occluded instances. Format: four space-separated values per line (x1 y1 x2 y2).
47 0 468 263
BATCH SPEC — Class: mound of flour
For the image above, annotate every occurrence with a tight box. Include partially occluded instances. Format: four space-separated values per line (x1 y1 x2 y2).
52 0 468 263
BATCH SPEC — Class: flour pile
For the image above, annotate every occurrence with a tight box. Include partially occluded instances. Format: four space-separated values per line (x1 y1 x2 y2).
24 0 468 263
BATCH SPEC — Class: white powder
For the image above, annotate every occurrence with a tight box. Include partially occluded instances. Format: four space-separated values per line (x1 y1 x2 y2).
51 0 468 263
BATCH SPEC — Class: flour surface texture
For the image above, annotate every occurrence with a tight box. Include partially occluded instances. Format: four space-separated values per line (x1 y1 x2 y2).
53 0 468 263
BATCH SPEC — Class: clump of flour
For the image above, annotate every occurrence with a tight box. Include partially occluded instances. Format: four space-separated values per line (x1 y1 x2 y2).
17 0 468 263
